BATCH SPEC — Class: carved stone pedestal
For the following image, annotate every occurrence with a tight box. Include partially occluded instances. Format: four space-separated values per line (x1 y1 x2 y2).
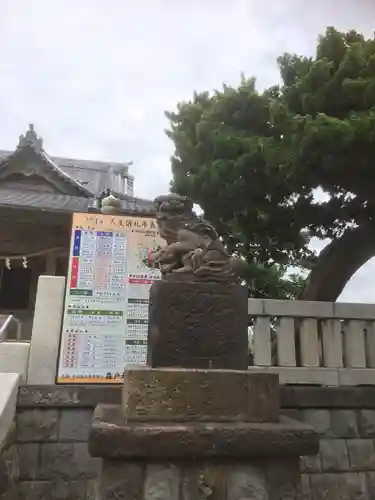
89 368 318 500
147 281 249 369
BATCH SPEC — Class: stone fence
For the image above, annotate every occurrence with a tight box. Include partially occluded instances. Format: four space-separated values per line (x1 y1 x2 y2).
14 384 375 500
248 299 375 386
0 276 375 387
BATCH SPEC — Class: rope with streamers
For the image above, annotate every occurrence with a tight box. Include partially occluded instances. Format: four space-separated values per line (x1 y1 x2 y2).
0 247 67 269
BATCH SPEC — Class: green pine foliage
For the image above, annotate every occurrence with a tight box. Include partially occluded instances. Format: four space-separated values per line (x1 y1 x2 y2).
165 28 375 299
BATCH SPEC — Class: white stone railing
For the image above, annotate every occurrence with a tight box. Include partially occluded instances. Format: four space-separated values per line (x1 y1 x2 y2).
0 373 20 448
248 299 375 386
0 343 30 382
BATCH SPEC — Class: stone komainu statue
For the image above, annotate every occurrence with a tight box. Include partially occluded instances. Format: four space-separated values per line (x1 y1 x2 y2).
149 194 243 284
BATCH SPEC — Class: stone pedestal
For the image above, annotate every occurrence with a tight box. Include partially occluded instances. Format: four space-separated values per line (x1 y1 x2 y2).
147 281 248 369
89 368 318 500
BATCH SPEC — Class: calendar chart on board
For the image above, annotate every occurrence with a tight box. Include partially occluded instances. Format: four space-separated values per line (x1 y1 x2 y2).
57 212 162 384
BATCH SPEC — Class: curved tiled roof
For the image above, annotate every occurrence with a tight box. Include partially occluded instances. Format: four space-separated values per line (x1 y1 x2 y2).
0 125 154 214
0 187 90 212
39 150 94 197
0 187 155 214
0 147 93 197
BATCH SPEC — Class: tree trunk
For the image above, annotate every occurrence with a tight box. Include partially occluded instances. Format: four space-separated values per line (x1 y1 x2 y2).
298 225 375 302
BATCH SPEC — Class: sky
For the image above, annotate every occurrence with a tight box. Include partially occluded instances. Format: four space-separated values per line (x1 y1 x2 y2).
0 0 374 302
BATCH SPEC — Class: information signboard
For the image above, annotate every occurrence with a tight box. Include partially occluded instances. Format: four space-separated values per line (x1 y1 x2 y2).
56 212 162 384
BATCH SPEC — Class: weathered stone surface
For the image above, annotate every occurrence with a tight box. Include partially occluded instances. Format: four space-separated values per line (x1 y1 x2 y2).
0 444 18 496
301 474 311 500
365 472 375 500
345 473 369 500
40 443 75 480
18 480 54 500
358 410 375 438
320 439 349 472
265 460 301 500
281 386 375 409
144 464 180 500
54 480 94 499
122 368 279 422
179 465 227 500
16 384 375 411
304 410 332 436
98 461 144 500
18 384 375 499
311 473 342 500
18 480 95 500
331 410 359 438
1 485 18 500
347 439 375 471
17 409 58 442
180 466 200 500
198 466 227 500
226 466 268 500
300 453 322 473
39 443 99 480
90 405 318 460
147 281 248 369
18 443 39 480
86 480 98 500
17 385 121 408
59 409 92 441
311 472 368 500
282 409 304 422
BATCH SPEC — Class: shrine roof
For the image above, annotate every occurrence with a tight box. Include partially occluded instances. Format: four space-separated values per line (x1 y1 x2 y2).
0 187 90 212
0 186 155 215
0 125 135 197
0 125 155 215
0 141 94 198
0 150 132 174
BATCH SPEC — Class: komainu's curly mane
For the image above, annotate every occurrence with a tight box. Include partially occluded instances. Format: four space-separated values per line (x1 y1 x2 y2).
183 220 219 241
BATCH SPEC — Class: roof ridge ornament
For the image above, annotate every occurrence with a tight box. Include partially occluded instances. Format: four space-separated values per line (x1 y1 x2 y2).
17 123 43 152
101 191 122 214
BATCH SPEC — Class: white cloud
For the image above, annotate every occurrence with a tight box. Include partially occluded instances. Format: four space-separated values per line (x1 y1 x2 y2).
0 0 374 301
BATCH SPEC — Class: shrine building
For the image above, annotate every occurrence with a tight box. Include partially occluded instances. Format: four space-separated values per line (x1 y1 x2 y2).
0 124 154 339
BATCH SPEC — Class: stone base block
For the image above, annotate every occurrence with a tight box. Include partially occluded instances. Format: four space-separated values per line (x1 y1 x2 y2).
96 456 303 500
89 405 318 460
147 280 248 369
122 367 279 422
